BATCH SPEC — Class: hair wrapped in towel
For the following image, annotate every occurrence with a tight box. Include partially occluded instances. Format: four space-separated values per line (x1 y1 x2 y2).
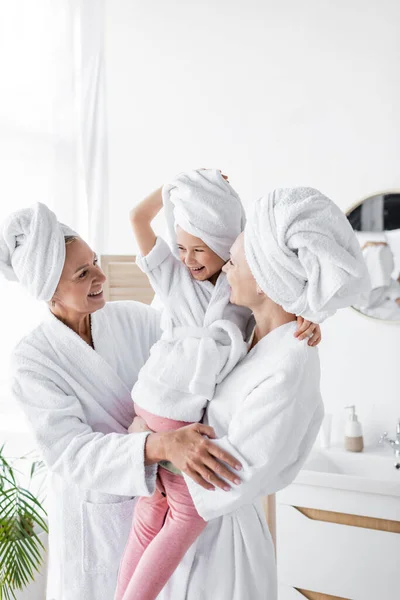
244 187 371 323
0 202 77 301
162 169 246 261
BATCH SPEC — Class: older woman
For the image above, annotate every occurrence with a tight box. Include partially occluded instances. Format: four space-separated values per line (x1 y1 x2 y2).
152 187 370 600
0 202 250 600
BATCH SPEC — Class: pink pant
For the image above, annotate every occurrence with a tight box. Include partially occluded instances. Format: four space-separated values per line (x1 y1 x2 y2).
114 405 206 600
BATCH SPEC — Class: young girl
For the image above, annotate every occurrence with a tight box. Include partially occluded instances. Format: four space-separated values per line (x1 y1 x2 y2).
114 169 320 600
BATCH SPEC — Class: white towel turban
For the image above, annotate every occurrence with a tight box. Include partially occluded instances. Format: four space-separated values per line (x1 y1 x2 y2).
244 187 371 323
0 202 77 301
163 169 246 261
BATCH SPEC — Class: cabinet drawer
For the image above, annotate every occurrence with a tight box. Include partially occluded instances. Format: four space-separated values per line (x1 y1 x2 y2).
277 504 400 600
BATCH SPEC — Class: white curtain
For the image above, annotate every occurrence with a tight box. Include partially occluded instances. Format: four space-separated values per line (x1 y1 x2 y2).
0 1 108 430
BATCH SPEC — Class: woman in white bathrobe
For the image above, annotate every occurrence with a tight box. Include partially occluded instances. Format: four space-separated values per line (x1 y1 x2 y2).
2 203 244 600
143 187 370 600
152 232 324 600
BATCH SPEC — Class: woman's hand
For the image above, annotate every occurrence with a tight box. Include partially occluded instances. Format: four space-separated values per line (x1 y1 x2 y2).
145 423 242 492
128 416 151 434
294 317 322 347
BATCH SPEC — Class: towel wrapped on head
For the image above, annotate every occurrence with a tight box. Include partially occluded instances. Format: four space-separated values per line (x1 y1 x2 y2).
244 187 371 323
0 202 77 301
162 169 246 261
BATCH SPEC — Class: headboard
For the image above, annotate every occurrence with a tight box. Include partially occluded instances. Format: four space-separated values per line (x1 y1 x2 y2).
100 255 154 304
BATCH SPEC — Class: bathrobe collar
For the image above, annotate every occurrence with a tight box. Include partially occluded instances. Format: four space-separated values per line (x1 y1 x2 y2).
45 307 134 427
247 319 298 358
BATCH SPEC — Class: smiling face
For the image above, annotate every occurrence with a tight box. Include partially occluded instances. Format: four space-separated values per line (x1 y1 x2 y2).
52 238 106 316
222 232 261 309
176 226 225 283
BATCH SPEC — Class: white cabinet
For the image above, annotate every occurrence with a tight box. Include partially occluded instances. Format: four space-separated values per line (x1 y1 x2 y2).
276 502 400 600
276 448 400 599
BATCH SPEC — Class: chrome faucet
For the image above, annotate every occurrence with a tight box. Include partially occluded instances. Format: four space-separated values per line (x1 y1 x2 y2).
379 420 400 469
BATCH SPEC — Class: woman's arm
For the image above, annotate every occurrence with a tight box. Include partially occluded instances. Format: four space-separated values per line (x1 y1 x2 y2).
12 365 158 498
184 349 324 520
13 360 242 497
130 186 163 256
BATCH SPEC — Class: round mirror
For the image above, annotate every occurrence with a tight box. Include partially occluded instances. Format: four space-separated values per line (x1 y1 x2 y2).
347 191 400 321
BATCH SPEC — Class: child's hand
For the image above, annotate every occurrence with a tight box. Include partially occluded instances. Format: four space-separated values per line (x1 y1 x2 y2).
294 317 322 347
128 416 152 434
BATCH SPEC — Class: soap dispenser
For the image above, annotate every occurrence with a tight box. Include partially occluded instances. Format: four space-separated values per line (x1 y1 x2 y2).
344 405 364 452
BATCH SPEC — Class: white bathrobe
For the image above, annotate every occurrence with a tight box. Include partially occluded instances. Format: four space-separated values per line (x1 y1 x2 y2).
133 237 251 421
11 301 162 600
158 321 324 600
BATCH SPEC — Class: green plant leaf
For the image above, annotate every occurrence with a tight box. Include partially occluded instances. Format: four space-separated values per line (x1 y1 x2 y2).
0 445 47 598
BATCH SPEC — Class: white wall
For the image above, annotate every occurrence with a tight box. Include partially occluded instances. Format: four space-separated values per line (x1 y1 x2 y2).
104 0 400 446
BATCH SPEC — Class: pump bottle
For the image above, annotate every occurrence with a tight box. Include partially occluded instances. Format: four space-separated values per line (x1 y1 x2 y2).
344 405 364 452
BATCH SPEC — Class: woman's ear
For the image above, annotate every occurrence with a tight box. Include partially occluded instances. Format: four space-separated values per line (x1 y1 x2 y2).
50 289 59 308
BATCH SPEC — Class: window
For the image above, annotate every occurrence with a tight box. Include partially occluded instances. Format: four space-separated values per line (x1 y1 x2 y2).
0 3 81 431
0 2 107 434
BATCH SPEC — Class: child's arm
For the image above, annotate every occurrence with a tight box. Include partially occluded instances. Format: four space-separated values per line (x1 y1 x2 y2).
130 186 163 256
130 186 189 316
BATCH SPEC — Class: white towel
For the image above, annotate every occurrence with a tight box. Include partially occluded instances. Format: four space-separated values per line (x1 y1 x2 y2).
354 244 396 310
362 244 394 290
163 169 246 261
158 319 247 401
385 228 400 277
244 187 371 323
0 202 77 301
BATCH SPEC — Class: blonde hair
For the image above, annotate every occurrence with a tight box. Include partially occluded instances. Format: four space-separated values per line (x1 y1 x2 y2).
50 236 79 305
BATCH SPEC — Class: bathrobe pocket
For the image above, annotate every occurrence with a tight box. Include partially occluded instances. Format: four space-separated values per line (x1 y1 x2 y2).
81 497 136 573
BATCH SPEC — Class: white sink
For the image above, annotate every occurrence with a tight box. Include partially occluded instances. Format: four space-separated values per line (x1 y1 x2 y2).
297 447 400 497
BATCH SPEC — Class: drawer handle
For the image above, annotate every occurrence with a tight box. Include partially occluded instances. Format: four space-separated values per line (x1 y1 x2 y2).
293 506 400 534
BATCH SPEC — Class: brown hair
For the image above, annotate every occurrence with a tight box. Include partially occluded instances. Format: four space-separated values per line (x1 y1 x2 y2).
64 235 78 246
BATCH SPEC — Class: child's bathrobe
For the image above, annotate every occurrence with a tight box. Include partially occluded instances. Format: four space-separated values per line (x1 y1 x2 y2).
11 301 162 600
158 320 324 600
133 237 251 420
